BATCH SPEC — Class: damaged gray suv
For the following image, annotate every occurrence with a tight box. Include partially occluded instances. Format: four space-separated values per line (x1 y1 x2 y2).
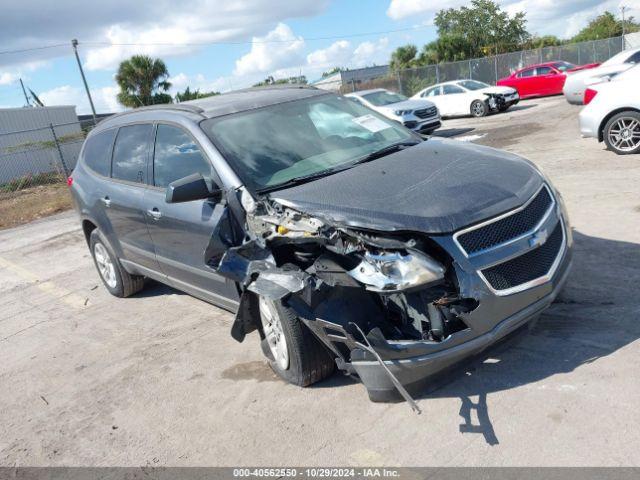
70 86 572 406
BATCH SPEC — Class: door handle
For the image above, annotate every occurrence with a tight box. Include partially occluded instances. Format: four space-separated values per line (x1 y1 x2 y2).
101 196 111 207
147 207 162 220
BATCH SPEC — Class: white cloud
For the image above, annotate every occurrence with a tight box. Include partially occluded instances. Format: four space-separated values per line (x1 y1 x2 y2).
39 84 121 114
306 40 353 68
387 0 463 20
352 37 390 67
305 37 391 75
0 0 328 69
168 72 238 94
234 23 305 76
0 72 20 86
0 60 50 86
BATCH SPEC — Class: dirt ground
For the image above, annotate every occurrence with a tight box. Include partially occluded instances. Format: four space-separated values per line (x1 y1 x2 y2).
1 96 639 466
0 184 72 230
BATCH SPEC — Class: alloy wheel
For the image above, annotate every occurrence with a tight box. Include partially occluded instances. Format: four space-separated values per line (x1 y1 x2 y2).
94 242 117 289
608 117 640 152
259 297 290 370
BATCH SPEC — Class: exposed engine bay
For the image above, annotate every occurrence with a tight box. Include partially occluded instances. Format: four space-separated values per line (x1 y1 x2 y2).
206 187 482 411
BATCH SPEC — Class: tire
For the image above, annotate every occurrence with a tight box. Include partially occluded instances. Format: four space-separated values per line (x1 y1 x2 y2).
603 111 640 155
89 229 145 298
470 100 488 117
258 296 335 386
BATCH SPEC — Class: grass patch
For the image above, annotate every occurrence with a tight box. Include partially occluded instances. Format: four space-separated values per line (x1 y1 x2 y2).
0 184 73 230
0 172 64 193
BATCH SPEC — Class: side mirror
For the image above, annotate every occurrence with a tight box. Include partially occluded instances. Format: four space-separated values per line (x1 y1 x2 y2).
165 173 222 203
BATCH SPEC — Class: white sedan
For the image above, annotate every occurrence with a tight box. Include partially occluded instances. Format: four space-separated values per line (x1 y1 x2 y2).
344 89 441 134
412 80 519 118
563 47 640 105
579 65 640 155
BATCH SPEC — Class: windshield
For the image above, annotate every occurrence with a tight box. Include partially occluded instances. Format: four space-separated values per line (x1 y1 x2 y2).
361 90 408 106
201 94 416 192
457 80 490 90
553 62 576 71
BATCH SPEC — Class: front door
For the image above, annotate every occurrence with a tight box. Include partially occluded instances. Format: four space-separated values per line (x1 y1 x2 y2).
143 123 239 310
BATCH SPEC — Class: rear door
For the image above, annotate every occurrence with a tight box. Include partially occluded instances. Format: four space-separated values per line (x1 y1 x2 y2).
142 123 239 309
515 67 536 97
102 123 160 272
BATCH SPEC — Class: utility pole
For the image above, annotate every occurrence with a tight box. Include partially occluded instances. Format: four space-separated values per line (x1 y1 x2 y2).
71 39 97 125
621 6 628 48
19 78 30 107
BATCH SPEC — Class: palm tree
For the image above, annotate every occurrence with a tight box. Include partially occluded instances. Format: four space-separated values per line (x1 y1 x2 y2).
115 55 172 108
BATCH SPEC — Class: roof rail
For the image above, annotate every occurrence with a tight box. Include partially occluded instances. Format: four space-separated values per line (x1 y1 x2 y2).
106 103 205 121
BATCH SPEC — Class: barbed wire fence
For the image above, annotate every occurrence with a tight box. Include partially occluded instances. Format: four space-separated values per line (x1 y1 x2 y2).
341 36 626 96
0 121 89 195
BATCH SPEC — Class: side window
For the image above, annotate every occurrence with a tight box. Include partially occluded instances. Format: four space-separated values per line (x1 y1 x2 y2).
442 85 464 95
423 86 440 97
153 124 212 188
82 129 116 177
111 124 153 184
536 66 553 75
626 51 640 64
517 68 535 78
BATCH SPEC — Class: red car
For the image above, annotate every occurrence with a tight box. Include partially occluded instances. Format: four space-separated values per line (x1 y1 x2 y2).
497 61 600 98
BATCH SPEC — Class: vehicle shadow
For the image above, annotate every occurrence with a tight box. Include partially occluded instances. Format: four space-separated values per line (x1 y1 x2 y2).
410 229 640 445
431 128 476 138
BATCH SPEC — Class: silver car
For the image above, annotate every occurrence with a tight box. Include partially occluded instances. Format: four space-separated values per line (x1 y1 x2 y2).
345 88 441 134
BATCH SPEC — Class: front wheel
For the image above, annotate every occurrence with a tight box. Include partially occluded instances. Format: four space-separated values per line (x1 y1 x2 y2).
258 296 335 386
603 111 640 155
89 229 145 297
470 100 488 117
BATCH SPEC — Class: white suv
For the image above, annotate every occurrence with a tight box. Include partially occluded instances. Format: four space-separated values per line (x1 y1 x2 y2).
345 89 441 134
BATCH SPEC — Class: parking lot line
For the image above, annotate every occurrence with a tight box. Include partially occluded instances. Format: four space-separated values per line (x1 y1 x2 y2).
0 255 87 310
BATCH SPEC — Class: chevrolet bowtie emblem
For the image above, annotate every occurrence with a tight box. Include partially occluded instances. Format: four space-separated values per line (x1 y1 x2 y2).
529 229 549 248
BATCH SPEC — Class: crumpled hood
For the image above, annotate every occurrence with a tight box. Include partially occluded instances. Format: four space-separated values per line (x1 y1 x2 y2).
479 86 517 95
271 138 543 234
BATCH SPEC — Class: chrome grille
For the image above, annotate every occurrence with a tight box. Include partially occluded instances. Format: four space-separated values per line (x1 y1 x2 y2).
456 185 553 256
414 107 437 119
481 221 564 291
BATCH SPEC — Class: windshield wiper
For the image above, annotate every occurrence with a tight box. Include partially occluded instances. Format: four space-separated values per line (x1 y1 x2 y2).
352 141 420 166
257 166 351 194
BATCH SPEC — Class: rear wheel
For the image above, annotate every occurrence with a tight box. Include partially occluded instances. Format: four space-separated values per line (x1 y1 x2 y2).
89 229 145 297
258 296 335 386
470 100 488 117
603 111 640 155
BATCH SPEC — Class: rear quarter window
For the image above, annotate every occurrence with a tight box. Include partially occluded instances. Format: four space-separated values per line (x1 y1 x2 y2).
81 129 117 177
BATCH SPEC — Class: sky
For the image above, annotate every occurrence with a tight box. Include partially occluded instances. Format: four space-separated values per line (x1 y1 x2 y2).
0 0 638 114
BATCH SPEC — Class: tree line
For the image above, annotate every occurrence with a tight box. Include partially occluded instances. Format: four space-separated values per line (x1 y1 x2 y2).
389 1 639 71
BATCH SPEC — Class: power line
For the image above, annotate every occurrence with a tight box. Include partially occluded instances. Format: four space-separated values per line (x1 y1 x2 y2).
0 43 68 56
0 25 427 57
76 25 429 48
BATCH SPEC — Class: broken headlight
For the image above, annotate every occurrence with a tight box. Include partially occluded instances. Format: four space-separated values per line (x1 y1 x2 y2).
347 250 445 293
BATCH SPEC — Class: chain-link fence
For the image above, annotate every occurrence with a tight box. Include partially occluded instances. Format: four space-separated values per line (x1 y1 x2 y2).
341 36 625 97
0 121 89 194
